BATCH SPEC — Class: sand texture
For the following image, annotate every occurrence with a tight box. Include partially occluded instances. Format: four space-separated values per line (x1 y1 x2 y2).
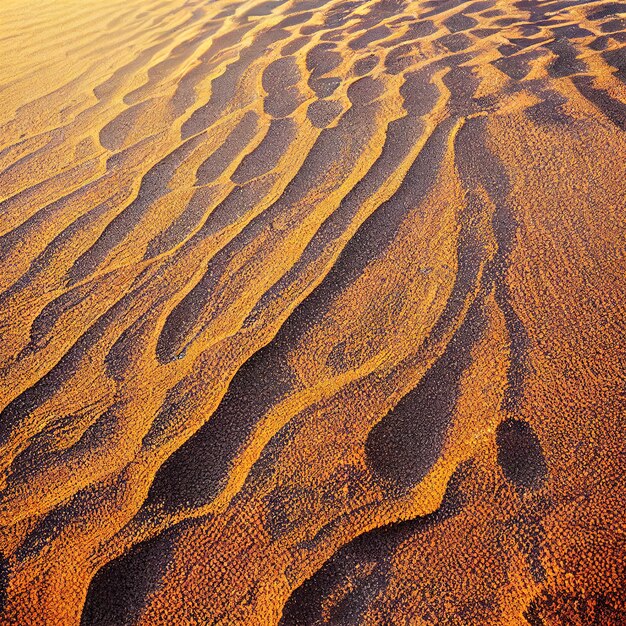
0 0 625 623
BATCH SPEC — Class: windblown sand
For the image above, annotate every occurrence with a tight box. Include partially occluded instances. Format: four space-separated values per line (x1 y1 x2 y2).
0 0 625 623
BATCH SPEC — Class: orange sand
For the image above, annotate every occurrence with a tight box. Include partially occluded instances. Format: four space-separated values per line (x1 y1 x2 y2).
0 0 625 623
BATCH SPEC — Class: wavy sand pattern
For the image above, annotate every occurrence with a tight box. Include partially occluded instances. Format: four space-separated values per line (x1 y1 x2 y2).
0 0 625 623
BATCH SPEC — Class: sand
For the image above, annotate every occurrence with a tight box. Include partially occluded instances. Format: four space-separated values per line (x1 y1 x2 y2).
0 0 625 623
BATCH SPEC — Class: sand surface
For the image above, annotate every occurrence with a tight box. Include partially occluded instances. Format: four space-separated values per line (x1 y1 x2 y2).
0 0 625 623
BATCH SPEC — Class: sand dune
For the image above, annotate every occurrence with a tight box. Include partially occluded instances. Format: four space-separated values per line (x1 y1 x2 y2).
0 0 625 623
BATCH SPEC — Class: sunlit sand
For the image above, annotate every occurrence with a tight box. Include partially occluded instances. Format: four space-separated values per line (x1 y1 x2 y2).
0 0 625 623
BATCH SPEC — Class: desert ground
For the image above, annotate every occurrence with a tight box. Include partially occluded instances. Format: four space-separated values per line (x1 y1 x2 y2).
0 0 625 623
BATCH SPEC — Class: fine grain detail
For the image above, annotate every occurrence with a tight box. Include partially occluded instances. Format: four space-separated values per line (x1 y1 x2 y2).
0 0 625 623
